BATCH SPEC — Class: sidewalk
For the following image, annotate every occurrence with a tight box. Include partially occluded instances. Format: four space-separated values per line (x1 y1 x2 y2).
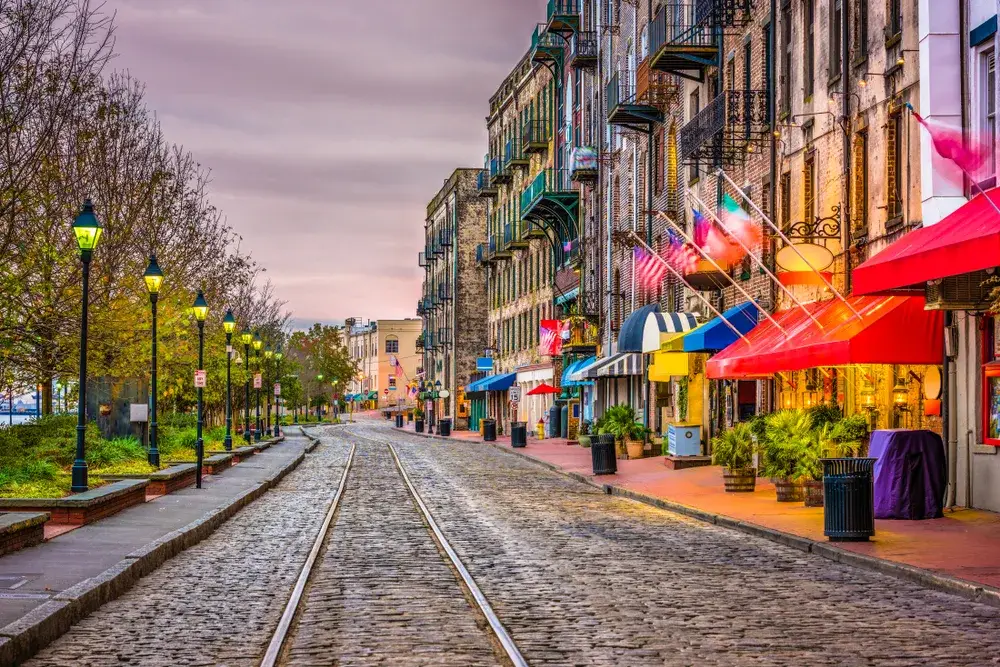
0 433 310 632
397 421 1000 599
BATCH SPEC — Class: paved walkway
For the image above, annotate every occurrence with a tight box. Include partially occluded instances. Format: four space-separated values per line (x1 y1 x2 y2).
396 421 1000 593
0 433 309 630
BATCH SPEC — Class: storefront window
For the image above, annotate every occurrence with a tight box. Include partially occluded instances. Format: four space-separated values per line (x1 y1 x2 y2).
983 316 1000 445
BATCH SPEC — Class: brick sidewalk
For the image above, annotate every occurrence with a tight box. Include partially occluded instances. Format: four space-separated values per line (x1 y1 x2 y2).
396 421 1000 596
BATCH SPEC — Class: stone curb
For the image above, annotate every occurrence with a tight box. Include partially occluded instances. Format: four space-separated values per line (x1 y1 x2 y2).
0 444 307 667
396 426 1000 610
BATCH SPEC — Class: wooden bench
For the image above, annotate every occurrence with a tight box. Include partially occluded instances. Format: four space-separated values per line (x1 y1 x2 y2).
0 512 49 557
0 479 148 526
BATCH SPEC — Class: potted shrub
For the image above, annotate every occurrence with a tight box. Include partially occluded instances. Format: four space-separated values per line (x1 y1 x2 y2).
799 424 826 507
711 422 757 492
578 420 593 448
414 406 425 433
761 410 812 502
600 405 647 459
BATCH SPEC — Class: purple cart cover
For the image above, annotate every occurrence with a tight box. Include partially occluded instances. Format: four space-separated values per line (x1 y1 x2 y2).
870 429 946 520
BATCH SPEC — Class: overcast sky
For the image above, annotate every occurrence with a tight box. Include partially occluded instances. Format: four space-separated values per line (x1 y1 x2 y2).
110 0 546 327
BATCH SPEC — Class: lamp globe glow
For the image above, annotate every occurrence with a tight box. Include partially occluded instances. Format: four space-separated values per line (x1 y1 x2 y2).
72 199 103 252
143 255 164 294
223 309 236 334
192 290 209 322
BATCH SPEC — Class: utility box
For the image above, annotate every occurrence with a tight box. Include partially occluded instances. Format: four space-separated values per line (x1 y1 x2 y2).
667 424 702 457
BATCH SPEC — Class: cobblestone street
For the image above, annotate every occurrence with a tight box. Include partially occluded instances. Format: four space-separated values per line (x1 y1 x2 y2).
25 422 1000 666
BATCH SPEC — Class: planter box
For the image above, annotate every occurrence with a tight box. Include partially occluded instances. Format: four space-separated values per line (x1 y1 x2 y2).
146 464 197 496
0 479 148 526
203 453 233 475
0 512 49 557
663 455 712 470
209 446 256 464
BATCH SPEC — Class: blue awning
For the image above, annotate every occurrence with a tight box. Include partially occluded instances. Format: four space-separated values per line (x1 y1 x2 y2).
562 356 595 387
468 372 516 392
683 302 760 352
555 287 580 306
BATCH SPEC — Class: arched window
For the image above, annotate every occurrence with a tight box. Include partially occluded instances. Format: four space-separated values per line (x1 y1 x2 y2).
385 335 399 354
613 268 622 331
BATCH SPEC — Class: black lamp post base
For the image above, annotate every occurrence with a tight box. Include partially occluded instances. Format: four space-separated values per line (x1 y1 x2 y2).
148 448 160 468
71 461 88 493
223 436 233 451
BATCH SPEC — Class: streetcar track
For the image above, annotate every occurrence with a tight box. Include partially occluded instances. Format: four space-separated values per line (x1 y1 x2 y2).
260 426 528 667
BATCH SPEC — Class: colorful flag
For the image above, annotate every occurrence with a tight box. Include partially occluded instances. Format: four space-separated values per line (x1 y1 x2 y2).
692 209 710 248
538 319 564 356
720 194 763 249
665 230 699 275
634 246 668 291
907 103 989 176
703 225 745 266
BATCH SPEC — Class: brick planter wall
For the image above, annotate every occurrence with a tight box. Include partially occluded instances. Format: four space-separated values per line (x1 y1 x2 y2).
0 480 149 526
0 512 49 557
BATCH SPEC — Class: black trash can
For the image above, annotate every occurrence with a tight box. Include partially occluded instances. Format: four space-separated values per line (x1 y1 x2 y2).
439 418 452 437
395 414 404 428
548 404 562 439
415 418 425 433
591 434 617 475
822 458 877 541
483 418 497 442
511 421 527 448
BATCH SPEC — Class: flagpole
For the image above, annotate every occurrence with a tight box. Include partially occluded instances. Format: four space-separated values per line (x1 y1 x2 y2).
629 232 752 346
653 211 787 335
716 168 864 320
685 190 826 331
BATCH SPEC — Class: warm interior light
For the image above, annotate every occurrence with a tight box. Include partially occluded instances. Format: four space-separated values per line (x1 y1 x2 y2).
860 386 876 407
892 378 909 406
192 290 209 322
72 199 103 252
143 255 164 294
858 78 867 88
223 310 236 334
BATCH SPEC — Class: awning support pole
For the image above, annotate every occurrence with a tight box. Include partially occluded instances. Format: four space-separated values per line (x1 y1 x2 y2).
716 168 863 320
685 190 826 331
629 232 752 346
653 211 787 335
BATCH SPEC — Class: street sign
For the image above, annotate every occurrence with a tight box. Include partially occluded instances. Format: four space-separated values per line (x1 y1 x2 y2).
130 403 148 423
509 386 521 403
476 356 494 372
383 388 389 396
274 383 281 397
253 373 262 389
194 370 207 388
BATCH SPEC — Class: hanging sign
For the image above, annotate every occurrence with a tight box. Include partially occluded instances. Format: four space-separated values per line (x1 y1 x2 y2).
194 370 207 388
253 373 262 389
477 357 494 371
274 383 281 397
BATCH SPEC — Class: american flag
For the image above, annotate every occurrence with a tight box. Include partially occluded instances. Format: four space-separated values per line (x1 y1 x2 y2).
693 209 711 248
665 230 699 275
634 247 669 291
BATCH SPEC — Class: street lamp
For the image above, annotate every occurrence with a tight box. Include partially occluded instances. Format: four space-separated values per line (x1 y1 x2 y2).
223 310 236 451
316 373 324 421
71 199 103 493
253 331 263 441
264 345 273 436
274 347 283 436
192 290 208 488
143 255 164 467
240 330 253 444
331 379 339 422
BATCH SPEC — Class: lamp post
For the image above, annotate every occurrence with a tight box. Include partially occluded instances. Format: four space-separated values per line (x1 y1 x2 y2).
143 255 164 467
223 310 236 451
253 332 263 441
264 345 273 436
331 379 339 422
274 347 283 437
193 290 208 488
316 373 324 421
426 381 435 434
71 199 103 493
241 330 253 444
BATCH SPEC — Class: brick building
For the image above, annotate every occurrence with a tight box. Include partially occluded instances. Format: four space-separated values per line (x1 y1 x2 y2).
346 319 422 409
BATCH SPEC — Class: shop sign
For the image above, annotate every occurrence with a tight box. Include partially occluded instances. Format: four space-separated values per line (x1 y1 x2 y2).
194 370 207 388
274 383 281 396
253 373 262 389
477 357 494 371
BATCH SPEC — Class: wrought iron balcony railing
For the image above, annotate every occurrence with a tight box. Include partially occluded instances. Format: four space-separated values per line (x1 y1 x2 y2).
488 235 497 258
503 137 529 171
678 89 769 165
476 243 486 264
521 119 549 154
416 334 425 351
570 31 598 68
438 227 453 247
437 327 453 345
416 299 426 316
476 168 496 196
521 168 574 215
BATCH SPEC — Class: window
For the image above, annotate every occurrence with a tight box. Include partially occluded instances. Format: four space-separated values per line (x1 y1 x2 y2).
804 152 816 221
886 110 903 222
804 0 814 97
888 0 902 39
688 89 700 181
983 316 1000 445
980 48 997 186
830 0 842 78
727 56 735 91
780 1 792 114
853 0 868 60
654 128 663 194
666 124 679 214
613 268 622 330
389 376 396 389
853 131 868 233
764 21 773 122
780 172 791 228
744 39 753 138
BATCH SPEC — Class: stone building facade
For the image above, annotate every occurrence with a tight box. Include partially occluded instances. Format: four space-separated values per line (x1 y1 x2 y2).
420 169 488 427
346 319 422 409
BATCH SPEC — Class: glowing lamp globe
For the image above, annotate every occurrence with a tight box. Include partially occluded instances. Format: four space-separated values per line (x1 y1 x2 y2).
223 310 236 334
143 255 164 294
191 291 209 322
72 199 103 252
240 330 253 346
253 332 263 351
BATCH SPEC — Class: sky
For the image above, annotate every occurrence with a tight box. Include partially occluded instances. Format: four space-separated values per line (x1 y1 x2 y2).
109 0 547 327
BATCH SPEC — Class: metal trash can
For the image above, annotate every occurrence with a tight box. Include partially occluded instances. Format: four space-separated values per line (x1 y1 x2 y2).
415 418 425 434
511 421 527 448
483 418 497 442
822 458 877 541
395 414 404 428
439 418 452 437
548 404 561 439
591 434 617 475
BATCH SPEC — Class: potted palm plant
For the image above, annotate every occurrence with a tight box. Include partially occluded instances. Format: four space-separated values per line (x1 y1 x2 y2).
761 410 812 502
577 420 593 448
802 416 868 507
600 405 647 459
711 422 757 492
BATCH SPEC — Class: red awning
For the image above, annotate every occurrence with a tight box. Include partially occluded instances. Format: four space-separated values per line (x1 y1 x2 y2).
706 296 943 379
853 188 1000 296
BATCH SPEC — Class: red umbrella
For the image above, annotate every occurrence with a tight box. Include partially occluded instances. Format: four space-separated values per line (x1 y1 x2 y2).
526 382 559 396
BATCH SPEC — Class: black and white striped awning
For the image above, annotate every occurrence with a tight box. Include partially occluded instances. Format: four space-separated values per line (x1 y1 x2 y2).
585 352 644 378
642 311 698 353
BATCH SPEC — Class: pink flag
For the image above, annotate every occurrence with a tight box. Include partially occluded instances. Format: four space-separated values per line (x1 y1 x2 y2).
908 103 989 175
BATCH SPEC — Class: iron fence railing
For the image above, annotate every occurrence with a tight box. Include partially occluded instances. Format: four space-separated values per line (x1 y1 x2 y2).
521 168 574 214
570 31 598 64
678 89 769 163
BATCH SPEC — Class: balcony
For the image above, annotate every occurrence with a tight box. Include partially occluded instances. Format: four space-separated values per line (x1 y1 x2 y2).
416 333 425 351
437 327 453 346
509 218 531 249
522 120 549 154
570 146 598 182
606 70 664 127
562 316 599 355
545 0 580 34
476 168 497 198
476 243 487 265
416 299 426 316
438 282 452 301
502 137 530 174
520 169 579 229
569 31 597 69
530 23 564 65
495 225 513 261
439 227 453 247
488 155 509 185
648 2 718 80
678 89 770 166
418 251 427 268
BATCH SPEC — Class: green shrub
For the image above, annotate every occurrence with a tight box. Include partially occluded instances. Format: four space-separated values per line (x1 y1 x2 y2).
92 460 158 476
761 410 815 480
711 422 756 470
160 413 197 429
806 403 842 430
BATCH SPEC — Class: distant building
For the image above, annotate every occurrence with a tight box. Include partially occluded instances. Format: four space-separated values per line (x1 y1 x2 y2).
346 318 422 408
